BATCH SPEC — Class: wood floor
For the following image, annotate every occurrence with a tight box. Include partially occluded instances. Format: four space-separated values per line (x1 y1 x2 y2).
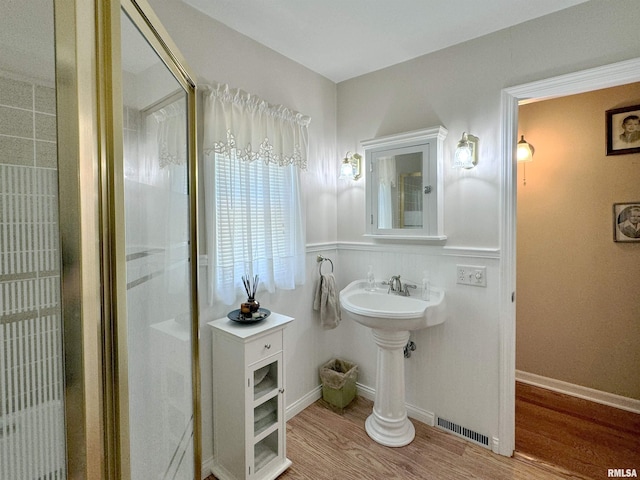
207 382 640 480
275 396 580 480
516 382 640 480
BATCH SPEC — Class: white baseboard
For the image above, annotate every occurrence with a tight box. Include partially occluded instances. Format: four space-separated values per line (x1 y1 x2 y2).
408 403 435 427
355 382 375 402
516 370 640 414
285 383 436 427
286 385 322 421
491 437 500 454
202 456 214 479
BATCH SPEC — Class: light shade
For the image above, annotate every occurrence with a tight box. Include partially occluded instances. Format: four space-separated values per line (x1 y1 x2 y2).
452 132 478 169
339 152 362 180
517 135 535 163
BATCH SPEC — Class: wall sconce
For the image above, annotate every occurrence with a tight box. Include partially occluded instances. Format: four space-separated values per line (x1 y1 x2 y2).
516 135 535 185
339 151 362 180
452 132 478 169
517 135 535 163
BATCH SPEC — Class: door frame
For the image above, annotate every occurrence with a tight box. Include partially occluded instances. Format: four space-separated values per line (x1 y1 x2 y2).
55 0 107 477
498 57 640 456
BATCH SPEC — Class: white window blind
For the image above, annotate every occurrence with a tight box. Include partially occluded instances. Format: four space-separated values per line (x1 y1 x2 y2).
202 84 308 305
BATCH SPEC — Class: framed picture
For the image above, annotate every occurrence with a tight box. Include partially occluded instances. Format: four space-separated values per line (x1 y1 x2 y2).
613 203 640 242
606 105 640 155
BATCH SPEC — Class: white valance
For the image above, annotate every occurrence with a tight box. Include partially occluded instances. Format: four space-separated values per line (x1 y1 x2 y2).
203 83 310 170
145 95 187 170
154 101 187 168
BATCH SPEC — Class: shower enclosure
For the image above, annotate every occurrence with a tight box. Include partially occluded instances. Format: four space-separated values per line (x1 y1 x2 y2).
0 1 200 478
0 1 65 478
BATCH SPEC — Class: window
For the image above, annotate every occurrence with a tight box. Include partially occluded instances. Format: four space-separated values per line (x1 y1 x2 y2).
202 84 309 305
207 153 304 304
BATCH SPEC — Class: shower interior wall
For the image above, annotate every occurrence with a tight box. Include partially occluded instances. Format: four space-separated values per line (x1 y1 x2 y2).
0 72 66 478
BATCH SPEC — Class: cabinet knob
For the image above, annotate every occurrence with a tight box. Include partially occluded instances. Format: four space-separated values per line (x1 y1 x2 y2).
279 388 285 394
264 343 271 349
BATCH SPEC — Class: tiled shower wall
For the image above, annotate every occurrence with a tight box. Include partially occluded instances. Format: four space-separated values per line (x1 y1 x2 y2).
0 74 62 415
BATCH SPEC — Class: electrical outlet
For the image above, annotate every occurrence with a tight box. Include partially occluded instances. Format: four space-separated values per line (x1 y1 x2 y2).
456 265 487 287
457 266 467 283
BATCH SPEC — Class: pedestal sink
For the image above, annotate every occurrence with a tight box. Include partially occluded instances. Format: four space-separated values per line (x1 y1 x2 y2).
339 279 445 447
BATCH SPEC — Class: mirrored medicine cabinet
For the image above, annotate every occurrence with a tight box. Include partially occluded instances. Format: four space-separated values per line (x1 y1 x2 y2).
363 127 447 241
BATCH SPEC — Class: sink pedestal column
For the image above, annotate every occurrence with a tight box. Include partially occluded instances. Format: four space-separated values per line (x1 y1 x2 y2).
365 329 415 447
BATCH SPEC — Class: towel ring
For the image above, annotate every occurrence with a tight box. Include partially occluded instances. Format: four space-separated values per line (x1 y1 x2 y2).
316 254 334 275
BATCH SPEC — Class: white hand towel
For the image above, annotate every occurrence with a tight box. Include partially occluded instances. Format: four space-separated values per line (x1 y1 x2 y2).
313 273 341 329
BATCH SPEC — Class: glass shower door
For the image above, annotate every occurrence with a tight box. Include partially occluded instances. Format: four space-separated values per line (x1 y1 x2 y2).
119 6 198 479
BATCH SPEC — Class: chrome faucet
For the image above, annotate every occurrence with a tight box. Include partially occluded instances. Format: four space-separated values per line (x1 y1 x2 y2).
384 275 417 296
388 275 402 293
402 283 417 296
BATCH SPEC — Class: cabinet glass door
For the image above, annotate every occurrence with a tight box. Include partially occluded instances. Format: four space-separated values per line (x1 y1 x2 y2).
254 430 280 475
251 356 283 476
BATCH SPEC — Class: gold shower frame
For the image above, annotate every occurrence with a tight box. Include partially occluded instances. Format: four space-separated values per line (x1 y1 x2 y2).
54 1 200 478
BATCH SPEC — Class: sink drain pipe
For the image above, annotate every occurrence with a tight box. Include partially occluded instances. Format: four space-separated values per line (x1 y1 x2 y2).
403 340 416 358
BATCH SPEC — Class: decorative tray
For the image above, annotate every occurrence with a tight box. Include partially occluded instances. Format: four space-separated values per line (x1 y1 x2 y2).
227 307 271 324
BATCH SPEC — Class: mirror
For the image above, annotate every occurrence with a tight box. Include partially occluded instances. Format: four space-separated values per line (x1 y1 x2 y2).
373 151 423 229
399 171 423 228
363 127 447 240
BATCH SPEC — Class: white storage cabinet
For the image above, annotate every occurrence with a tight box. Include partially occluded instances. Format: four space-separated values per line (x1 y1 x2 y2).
209 313 293 480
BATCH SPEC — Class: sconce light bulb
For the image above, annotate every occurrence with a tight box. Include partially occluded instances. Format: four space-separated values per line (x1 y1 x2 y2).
455 145 472 163
339 151 362 180
339 160 355 179
516 145 529 161
453 132 477 169
517 135 535 162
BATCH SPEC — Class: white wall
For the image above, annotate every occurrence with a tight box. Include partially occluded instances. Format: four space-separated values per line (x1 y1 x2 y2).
148 0 640 466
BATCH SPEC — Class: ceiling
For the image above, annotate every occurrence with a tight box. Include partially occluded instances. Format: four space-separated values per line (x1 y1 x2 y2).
0 1 590 83
182 0 589 83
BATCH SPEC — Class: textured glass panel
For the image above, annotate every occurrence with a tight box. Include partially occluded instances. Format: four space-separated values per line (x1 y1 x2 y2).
121 10 194 480
0 2 66 477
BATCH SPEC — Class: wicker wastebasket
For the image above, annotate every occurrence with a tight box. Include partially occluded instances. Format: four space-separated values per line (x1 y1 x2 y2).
319 358 358 410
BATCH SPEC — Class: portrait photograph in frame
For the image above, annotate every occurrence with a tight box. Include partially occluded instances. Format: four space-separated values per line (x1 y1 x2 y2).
613 202 640 242
606 105 640 155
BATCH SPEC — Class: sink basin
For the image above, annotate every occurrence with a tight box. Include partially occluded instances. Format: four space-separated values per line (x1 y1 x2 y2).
339 279 446 447
339 280 445 331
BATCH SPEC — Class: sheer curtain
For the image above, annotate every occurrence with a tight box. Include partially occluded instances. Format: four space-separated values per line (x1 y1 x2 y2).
377 156 396 229
202 83 309 305
124 96 189 292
